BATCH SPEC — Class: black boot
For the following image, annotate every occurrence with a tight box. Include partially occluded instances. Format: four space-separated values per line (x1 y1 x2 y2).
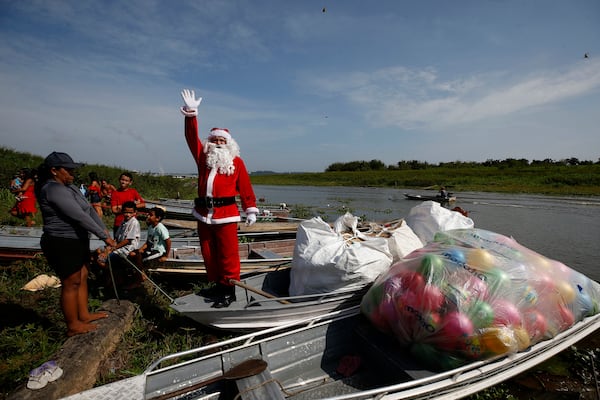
212 285 236 308
197 283 223 299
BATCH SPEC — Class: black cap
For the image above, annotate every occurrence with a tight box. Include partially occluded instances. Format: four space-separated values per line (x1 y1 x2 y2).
44 152 83 169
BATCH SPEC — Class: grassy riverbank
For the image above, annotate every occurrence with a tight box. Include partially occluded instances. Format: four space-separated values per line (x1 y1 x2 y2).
250 164 600 196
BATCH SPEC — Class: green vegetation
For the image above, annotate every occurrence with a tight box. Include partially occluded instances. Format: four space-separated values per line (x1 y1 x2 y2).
252 161 600 196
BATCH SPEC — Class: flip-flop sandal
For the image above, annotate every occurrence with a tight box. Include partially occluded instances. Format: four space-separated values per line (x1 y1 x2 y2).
41 360 63 382
26 366 49 390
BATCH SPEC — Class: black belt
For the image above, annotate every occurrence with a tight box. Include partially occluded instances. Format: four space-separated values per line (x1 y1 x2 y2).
194 196 236 209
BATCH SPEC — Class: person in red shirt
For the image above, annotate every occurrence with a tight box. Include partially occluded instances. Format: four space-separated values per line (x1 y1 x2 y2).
180 89 259 308
110 172 145 237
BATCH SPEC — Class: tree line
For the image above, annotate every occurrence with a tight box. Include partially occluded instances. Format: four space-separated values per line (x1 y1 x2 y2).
325 157 600 172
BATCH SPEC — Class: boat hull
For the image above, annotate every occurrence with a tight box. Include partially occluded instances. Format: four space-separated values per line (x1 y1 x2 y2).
170 268 367 330
63 308 600 400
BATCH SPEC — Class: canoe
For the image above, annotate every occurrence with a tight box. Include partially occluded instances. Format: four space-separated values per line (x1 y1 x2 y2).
149 238 296 276
170 267 368 331
63 306 600 400
404 193 457 203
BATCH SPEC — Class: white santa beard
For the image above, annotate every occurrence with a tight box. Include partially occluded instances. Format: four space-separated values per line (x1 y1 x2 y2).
206 144 236 175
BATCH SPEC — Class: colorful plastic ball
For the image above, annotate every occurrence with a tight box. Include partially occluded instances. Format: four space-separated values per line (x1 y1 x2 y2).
436 312 474 351
420 284 445 312
468 300 495 329
412 312 442 341
484 268 511 294
513 327 531 351
557 304 575 330
554 280 576 304
523 310 547 342
467 248 496 271
492 300 522 327
462 335 484 360
480 327 518 355
418 254 445 284
443 249 466 265
390 270 426 293
528 253 552 270
464 276 489 300
521 285 539 306
533 273 556 293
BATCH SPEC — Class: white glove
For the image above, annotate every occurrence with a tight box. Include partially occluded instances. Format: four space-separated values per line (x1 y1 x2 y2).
245 212 257 226
180 89 202 117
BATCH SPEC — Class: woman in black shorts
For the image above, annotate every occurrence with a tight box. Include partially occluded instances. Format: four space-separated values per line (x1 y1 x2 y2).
36 152 116 337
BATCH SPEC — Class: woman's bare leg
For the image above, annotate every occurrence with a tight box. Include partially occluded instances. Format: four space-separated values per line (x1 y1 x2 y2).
78 265 108 323
61 268 97 337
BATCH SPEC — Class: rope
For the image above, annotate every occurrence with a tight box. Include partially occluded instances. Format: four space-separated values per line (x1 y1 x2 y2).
106 255 120 305
118 254 175 303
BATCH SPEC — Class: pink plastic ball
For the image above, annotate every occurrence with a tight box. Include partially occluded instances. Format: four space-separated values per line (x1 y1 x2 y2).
523 310 547 342
436 311 474 351
557 305 575 330
492 299 522 327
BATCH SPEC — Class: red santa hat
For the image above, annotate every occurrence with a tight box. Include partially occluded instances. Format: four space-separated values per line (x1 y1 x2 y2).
209 127 231 141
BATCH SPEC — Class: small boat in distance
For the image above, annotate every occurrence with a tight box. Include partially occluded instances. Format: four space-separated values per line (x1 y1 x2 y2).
404 193 457 203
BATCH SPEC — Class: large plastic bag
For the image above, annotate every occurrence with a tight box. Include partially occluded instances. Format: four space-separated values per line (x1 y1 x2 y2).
361 228 600 371
290 213 393 296
405 201 474 244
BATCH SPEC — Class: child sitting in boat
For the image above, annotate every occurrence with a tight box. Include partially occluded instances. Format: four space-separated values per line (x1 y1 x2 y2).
128 207 171 287
94 201 140 270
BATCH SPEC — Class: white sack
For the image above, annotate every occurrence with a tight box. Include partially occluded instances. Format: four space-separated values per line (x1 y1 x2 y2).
361 219 423 263
290 213 393 296
405 201 474 244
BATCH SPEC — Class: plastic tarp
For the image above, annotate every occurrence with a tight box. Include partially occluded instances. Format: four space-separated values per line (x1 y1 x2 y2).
289 213 393 296
361 228 600 371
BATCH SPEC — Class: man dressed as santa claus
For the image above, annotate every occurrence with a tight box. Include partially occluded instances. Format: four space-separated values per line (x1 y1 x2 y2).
180 89 259 308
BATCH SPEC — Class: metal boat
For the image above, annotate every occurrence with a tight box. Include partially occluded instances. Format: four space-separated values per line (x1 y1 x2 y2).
63 306 600 400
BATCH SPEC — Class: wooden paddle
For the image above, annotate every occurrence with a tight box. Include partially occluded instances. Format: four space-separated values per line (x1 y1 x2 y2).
230 279 291 304
152 359 268 400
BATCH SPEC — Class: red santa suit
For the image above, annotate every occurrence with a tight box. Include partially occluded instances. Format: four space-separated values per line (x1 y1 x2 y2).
184 117 259 285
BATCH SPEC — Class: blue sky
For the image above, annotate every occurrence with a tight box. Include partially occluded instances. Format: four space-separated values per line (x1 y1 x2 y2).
1 1 599 174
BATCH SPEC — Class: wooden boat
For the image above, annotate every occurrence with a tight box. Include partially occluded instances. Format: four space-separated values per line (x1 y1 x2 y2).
404 193 456 203
162 219 299 241
145 198 293 222
0 225 296 263
170 267 368 331
149 238 296 276
63 306 600 400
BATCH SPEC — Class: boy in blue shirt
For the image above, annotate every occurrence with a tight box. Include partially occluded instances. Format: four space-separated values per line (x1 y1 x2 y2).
131 207 171 273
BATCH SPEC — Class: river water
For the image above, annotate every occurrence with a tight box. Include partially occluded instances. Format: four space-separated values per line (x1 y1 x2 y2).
254 185 600 281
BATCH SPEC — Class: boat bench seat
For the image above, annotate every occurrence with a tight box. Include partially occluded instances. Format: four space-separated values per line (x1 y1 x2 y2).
249 248 283 259
236 367 285 400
